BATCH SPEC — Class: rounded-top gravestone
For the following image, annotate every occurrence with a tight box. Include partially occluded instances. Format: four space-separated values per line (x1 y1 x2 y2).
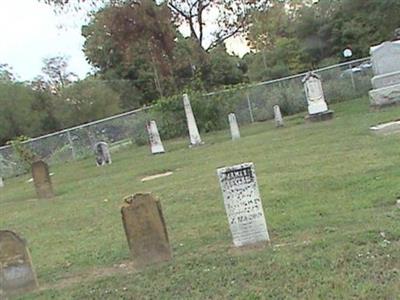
31 160 54 199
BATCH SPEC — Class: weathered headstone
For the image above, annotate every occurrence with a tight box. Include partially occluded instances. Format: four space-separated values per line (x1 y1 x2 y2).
94 142 112 166
183 94 202 146
217 163 270 247
228 113 240 140
31 160 54 199
302 72 334 122
369 40 400 108
0 231 38 298
121 193 172 268
273 105 284 127
0 177 4 188
146 120 165 154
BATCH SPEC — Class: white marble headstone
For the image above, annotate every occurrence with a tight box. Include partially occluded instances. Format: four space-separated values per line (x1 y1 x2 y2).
217 162 270 247
183 94 202 146
303 72 328 115
273 105 284 127
228 113 240 140
0 177 3 188
146 120 165 154
370 41 400 76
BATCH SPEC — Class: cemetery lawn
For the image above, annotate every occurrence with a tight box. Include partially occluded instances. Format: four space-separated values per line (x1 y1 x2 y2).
1 97 400 299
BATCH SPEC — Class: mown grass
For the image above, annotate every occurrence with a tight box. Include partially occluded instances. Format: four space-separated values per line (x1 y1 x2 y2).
1 97 399 299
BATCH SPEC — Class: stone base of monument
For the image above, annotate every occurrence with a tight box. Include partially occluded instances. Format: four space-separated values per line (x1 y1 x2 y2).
370 120 400 135
188 141 204 148
305 110 334 122
369 83 400 109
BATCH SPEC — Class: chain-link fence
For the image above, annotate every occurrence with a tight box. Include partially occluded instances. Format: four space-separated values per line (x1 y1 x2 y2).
0 57 373 178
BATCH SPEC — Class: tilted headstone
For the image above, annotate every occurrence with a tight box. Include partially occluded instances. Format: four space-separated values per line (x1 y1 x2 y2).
94 142 112 166
217 163 270 247
302 72 333 121
31 160 54 199
369 40 400 108
146 120 165 154
183 94 202 146
121 193 172 268
228 113 240 140
273 105 284 127
0 231 38 298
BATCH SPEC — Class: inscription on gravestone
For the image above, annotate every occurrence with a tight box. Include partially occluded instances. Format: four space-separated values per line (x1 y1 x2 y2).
31 160 54 199
0 230 38 298
121 193 172 268
146 120 165 154
95 142 112 166
217 163 270 247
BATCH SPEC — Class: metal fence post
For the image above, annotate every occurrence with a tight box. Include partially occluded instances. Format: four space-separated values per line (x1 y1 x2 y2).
246 92 255 123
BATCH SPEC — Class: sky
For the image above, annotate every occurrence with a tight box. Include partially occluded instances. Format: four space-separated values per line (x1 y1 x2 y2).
0 0 249 81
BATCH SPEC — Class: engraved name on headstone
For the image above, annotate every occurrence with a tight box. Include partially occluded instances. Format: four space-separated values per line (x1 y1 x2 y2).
228 113 240 140
273 105 284 127
146 120 165 154
94 142 112 166
183 94 202 146
0 230 38 298
31 160 54 199
217 163 270 247
121 193 172 268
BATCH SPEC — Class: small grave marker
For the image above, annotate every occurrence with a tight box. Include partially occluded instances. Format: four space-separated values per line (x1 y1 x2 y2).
183 94 202 146
217 163 270 247
95 142 112 166
228 113 240 140
0 230 38 298
273 105 284 127
31 160 54 199
121 193 172 268
146 120 165 154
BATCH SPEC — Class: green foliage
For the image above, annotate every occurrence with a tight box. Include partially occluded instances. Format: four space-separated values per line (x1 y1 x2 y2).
7 136 38 171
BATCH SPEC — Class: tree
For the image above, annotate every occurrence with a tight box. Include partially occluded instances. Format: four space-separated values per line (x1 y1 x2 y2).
40 56 78 94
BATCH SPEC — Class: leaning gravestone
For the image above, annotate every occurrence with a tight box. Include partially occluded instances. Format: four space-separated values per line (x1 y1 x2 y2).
273 105 284 127
183 94 203 146
217 163 270 247
94 142 112 166
228 113 240 140
146 120 165 154
31 160 54 199
369 40 400 108
121 193 172 268
302 72 334 122
0 230 38 298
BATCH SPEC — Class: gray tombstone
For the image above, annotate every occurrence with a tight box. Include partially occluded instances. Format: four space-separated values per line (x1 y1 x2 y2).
228 113 240 140
0 231 38 298
121 193 172 268
273 105 284 127
146 120 165 154
31 160 54 199
302 72 334 122
0 177 3 188
95 142 112 166
217 163 270 247
369 41 400 108
183 94 202 146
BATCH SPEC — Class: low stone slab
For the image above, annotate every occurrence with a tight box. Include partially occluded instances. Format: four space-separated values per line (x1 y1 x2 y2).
369 83 400 107
121 193 172 268
141 171 173 182
305 110 334 123
370 120 400 135
371 71 400 89
31 160 54 199
0 231 38 298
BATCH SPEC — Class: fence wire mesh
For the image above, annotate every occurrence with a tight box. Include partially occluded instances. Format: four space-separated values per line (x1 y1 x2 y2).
0 58 373 178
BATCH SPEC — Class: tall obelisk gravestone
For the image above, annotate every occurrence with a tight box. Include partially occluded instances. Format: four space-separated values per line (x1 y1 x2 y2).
146 120 165 154
183 94 202 146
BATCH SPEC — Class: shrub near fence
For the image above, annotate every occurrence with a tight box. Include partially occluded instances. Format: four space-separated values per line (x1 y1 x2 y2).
0 58 373 178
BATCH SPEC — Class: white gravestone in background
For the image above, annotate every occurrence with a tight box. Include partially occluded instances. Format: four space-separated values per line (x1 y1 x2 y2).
183 94 202 146
228 113 240 140
217 162 270 247
146 120 165 154
303 72 328 115
94 142 112 166
0 177 3 188
273 105 284 127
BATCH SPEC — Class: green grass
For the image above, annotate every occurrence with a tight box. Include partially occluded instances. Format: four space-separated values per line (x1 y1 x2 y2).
1 97 399 299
